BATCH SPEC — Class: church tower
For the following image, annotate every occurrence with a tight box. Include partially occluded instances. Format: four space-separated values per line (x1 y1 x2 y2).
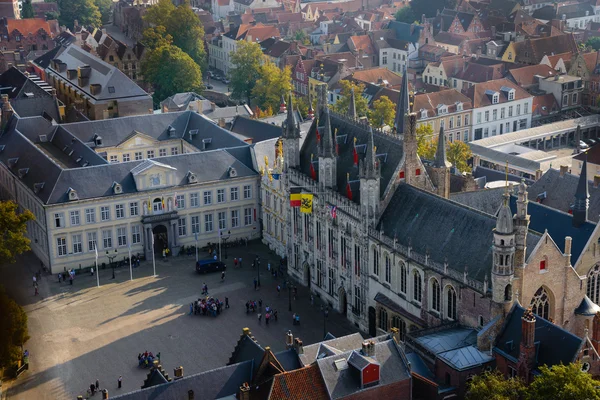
573 158 589 228
281 93 300 170
492 190 516 312
429 126 451 199
360 127 380 226
514 179 530 267
318 107 337 189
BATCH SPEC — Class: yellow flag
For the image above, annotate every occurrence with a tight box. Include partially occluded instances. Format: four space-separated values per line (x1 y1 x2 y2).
300 193 313 214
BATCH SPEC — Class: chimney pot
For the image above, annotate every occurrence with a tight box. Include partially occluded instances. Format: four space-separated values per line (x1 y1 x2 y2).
293 338 304 354
559 165 568 177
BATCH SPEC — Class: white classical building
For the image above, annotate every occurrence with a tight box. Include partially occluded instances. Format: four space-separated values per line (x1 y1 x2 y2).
467 78 533 141
0 109 261 273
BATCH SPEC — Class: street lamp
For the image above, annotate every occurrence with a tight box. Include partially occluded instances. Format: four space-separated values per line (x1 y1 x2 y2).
321 305 329 338
107 249 117 279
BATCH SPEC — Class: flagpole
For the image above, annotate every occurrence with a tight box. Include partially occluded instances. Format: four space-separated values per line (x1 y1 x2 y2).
128 244 133 281
95 244 99 288
152 234 157 277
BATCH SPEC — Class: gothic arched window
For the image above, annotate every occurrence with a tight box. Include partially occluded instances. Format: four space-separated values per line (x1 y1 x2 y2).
530 287 551 320
391 316 406 341
431 278 441 312
372 247 379 276
505 284 512 301
379 308 388 331
400 262 407 294
413 270 422 303
446 285 457 320
385 254 391 283
587 265 600 305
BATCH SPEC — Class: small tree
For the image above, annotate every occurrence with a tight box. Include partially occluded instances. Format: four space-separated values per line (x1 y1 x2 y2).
416 124 436 159
142 45 203 105
20 0 35 18
331 80 368 117
94 0 113 24
229 41 264 105
447 140 472 173
369 95 396 128
527 363 600 400
252 62 292 112
165 1 207 69
143 0 175 27
0 287 29 369
395 7 416 23
466 370 525 400
0 201 34 263
56 0 101 29
585 37 600 51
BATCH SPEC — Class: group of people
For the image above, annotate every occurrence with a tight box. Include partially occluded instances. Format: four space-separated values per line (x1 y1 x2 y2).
137 351 160 368
190 297 227 316
57 269 76 285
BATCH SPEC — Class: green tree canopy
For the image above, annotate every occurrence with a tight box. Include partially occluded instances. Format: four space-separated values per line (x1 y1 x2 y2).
447 140 472 173
56 0 101 29
94 0 113 25
395 7 416 23
0 287 29 369
416 123 436 158
142 45 203 105
143 0 175 27
229 40 264 104
527 363 600 400
164 2 207 69
0 201 34 263
142 26 173 51
369 95 396 128
331 80 368 117
466 371 525 400
21 0 35 18
252 62 292 112
585 37 600 51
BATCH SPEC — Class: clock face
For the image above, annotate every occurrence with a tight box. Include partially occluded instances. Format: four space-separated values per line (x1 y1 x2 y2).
582 362 591 372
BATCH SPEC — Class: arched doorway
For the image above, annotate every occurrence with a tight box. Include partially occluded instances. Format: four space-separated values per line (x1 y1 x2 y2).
338 287 347 316
303 261 311 288
153 224 168 254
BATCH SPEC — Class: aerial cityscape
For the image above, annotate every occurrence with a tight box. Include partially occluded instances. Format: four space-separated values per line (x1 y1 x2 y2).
0 0 600 398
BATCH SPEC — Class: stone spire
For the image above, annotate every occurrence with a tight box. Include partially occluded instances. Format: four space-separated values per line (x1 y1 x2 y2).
394 72 410 134
573 157 589 227
433 126 451 168
282 93 300 139
348 87 357 120
361 126 379 179
319 107 335 158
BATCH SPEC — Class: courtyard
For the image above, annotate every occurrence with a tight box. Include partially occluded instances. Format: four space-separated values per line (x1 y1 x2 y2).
2 241 361 400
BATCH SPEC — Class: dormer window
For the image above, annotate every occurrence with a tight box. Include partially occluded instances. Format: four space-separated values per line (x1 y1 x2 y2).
456 102 463 111
112 182 123 194
228 166 237 178
508 90 514 101
67 187 78 201
187 171 198 184
492 94 499 104
438 105 447 115
421 109 428 118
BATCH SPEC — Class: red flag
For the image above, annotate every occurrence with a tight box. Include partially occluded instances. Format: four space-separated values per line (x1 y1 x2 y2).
346 182 352 200
310 154 317 180
352 137 358 166
316 126 321 143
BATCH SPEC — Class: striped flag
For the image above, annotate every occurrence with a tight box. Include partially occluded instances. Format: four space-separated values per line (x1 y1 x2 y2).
290 187 301 207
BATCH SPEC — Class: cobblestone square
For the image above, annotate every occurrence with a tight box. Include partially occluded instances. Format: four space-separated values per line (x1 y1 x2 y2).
2 242 360 400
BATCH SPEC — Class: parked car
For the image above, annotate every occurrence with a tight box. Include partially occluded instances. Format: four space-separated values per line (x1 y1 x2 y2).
196 259 226 274
206 84 214 90
208 71 214 78
223 78 230 84
579 140 590 149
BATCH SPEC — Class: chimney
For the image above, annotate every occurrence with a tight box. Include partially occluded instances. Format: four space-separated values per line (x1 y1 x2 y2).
592 312 600 354
518 308 537 383
293 338 303 354
559 165 568 177
594 175 600 188
565 236 572 266
361 340 375 357
476 46 482 59
229 23 235 32
286 330 294 349
210 102 216 111
1 94 13 130
174 366 184 379
148 109 153 114
51 88 57 98
239 383 251 400
218 118 226 127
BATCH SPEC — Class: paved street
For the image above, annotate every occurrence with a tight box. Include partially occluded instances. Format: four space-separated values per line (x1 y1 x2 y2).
2 241 360 400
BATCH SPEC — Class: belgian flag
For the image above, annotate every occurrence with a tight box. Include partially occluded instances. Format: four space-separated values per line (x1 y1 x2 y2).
290 187 301 207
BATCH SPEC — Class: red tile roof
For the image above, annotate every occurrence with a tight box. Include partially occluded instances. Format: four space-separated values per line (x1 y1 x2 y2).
507 64 556 86
269 365 329 400
6 18 52 36
466 78 532 108
532 93 559 117
414 89 473 118
349 35 375 55
351 67 403 87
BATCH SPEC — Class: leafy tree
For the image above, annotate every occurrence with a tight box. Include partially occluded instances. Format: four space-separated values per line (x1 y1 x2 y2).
252 62 292 112
165 3 207 69
466 371 525 400
447 140 472 173
143 0 175 27
45 11 60 20
142 26 173 51
295 95 316 118
229 40 264 104
21 0 35 18
395 7 416 23
142 45 203 105
369 95 395 128
416 123 436 158
409 0 455 20
527 363 600 400
331 80 368 117
292 30 310 45
0 201 34 263
57 0 101 29
0 287 29 369
586 37 600 51
94 0 113 24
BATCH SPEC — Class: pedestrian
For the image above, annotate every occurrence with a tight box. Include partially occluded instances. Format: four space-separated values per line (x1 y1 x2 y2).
189 303 193 315
258 299 262 311
267 263 271 273
257 313 262 323
254 278 257 290
225 297 229 309
90 383 96 396
157 352 161 362
274 310 278 321
162 248 166 261
265 312 270 325
137 258 141 267
245 301 250 313
90 267 94 276
32 275 36 287
239 257 243 267
221 271 225 282
34 284 38 296
213 254 217 261
69 274 73 285
95 379 100 391
118 376 122 389
234 258 238 268
277 285 281 296
58 273 62 283
310 294 314 306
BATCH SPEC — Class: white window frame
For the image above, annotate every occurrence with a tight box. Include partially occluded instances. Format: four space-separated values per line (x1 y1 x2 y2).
72 234 82 254
204 214 213 232
85 208 96 224
115 204 125 219
57 237 67 256
178 217 187 236
70 210 80 226
117 226 127 247
100 206 110 221
129 202 139 216
131 225 141 244
102 229 113 249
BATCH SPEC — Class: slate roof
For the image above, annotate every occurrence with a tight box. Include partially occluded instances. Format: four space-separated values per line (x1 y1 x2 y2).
299 332 364 366
388 21 423 44
508 195 596 265
450 186 507 215
466 78 532 108
160 92 206 112
437 345 494 371
316 339 410 399
33 44 149 102
110 360 254 400
378 184 541 282
574 295 600 316
299 110 404 202
494 305 583 368
269 364 329 400
230 116 283 143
